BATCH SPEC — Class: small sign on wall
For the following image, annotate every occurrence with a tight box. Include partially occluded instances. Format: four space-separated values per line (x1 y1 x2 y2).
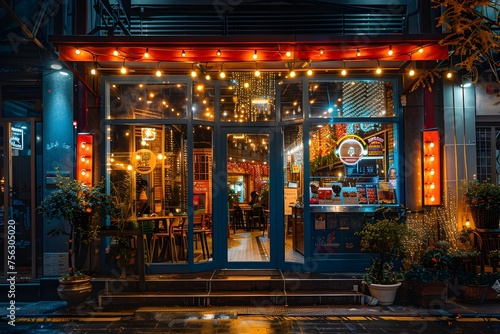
44 252 68 276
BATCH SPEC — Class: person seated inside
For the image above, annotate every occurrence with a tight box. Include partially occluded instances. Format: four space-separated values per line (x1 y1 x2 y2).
137 180 151 217
249 190 261 207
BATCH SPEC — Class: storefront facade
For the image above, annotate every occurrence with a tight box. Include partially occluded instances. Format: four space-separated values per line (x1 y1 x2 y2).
98 72 404 273
1 1 491 282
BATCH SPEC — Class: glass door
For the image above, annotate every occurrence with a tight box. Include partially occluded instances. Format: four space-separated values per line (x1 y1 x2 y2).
225 131 271 265
1 121 37 280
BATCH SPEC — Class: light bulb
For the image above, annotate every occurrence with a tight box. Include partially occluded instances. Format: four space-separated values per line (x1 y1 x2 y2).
216 49 221 56
91 68 96 75
376 67 382 74
356 49 361 57
191 70 197 77
418 47 424 53
319 48 324 55
205 74 211 80
253 50 257 60
388 45 393 56
113 49 119 56
120 66 127 74
219 71 226 78
285 51 291 57
75 48 81 55
409 68 415 76
307 69 313 76
341 69 347 76
144 48 149 58
289 70 296 78
254 70 260 77
446 71 453 79
156 70 162 77
181 50 186 57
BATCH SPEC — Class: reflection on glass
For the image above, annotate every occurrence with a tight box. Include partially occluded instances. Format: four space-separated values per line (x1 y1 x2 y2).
283 125 305 263
227 133 270 262
308 81 394 118
220 72 276 122
193 83 214 121
281 82 303 121
108 83 187 119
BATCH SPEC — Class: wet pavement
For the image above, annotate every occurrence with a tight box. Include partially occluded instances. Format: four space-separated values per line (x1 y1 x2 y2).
2 300 500 333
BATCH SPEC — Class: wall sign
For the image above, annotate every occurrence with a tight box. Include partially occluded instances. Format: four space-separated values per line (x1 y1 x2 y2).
10 127 23 150
134 149 157 174
335 134 367 165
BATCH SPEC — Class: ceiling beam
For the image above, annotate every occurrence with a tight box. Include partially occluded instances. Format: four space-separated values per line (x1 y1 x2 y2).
0 0 45 49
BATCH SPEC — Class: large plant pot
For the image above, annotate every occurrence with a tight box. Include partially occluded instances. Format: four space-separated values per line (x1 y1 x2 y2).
57 275 93 306
412 281 448 308
470 206 500 229
367 282 401 306
458 284 488 304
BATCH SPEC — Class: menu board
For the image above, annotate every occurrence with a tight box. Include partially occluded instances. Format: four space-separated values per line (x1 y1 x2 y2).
284 188 298 215
342 187 358 204
356 185 368 204
366 184 379 204
378 182 396 204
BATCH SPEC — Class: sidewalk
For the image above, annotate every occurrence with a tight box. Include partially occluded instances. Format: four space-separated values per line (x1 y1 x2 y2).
2 299 500 320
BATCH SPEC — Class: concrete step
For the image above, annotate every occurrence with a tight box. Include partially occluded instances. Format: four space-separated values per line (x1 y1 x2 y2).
95 270 364 307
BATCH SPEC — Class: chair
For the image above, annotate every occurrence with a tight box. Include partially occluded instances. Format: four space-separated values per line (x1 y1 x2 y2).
152 218 178 263
251 206 265 232
141 219 154 262
232 206 244 231
172 217 187 261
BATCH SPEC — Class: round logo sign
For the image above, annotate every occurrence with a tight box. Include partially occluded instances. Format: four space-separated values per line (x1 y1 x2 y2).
335 135 367 165
133 149 157 174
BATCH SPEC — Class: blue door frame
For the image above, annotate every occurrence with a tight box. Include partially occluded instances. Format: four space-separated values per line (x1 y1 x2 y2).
215 126 284 270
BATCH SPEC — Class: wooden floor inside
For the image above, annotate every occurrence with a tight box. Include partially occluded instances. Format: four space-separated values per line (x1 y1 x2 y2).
225 229 304 263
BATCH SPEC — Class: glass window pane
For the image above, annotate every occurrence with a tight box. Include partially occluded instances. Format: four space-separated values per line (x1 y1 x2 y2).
108 124 189 264
309 122 398 205
193 125 213 262
281 82 303 121
283 124 305 263
309 81 395 118
108 83 187 119
193 83 214 121
220 72 276 122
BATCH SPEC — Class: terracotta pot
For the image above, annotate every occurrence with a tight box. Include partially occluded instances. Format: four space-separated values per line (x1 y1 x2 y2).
57 275 93 306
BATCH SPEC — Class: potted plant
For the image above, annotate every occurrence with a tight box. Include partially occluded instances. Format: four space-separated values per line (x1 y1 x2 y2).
405 241 453 307
456 272 491 304
105 234 137 278
488 250 500 272
38 170 116 306
462 179 500 229
356 217 408 305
